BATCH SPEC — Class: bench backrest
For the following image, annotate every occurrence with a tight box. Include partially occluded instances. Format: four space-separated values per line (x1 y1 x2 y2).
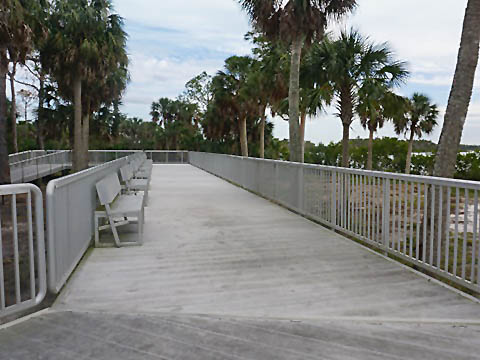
96 172 121 205
119 164 133 183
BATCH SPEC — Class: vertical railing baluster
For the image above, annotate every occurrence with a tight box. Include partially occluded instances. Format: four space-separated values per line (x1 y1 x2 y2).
416 184 421 260
27 191 35 299
366 176 373 240
331 171 336 226
409 182 414 257
462 189 468 279
383 178 391 249
347 173 351 231
472 190 478 283
403 181 408 255
12 194 21 304
397 180 402 251
376 177 381 243
454 188 460 276
391 179 396 250
437 187 443 269
445 187 451 273
363 175 367 238
430 185 435 265
422 184 428 262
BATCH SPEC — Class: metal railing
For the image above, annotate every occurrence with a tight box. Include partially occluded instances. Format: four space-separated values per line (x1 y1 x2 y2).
190 152 480 293
89 150 189 165
8 150 51 164
8 150 189 183
0 184 46 318
46 156 132 293
10 151 71 183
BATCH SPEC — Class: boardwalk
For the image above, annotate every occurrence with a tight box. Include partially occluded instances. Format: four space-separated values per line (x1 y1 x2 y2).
1 164 480 359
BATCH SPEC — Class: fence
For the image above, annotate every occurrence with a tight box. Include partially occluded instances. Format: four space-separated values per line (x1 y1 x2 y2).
9 150 189 184
190 152 480 293
10 151 71 183
8 150 53 164
89 150 189 165
46 156 133 293
0 184 46 318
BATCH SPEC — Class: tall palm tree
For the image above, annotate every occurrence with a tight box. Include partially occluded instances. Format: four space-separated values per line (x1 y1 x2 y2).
0 0 37 183
42 0 128 171
394 93 438 174
211 56 256 157
434 0 480 179
310 29 408 167
238 0 357 163
248 32 290 158
357 79 406 170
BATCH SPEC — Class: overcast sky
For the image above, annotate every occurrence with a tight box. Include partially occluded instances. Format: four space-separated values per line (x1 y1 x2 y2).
113 0 480 145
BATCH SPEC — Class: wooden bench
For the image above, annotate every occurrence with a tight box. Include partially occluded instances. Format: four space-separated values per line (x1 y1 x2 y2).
131 157 152 179
120 164 149 204
95 172 144 247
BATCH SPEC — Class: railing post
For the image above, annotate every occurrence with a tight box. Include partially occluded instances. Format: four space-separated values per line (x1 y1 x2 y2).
181 151 184 164
297 164 304 213
382 178 391 249
331 171 337 227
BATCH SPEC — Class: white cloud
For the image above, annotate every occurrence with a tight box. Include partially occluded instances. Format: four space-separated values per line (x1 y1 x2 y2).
112 0 480 146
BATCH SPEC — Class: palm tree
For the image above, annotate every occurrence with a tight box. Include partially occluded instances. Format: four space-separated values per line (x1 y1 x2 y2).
310 29 408 167
0 0 37 183
211 56 256 157
248 32 290 158
357 79 406 170
394 93 438 174
434 0 480 179
238 0 357 163
42 0 128 171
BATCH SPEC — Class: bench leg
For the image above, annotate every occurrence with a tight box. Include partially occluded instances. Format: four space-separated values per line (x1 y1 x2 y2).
105 205 121 247
137 210 144 245
94 214 100 247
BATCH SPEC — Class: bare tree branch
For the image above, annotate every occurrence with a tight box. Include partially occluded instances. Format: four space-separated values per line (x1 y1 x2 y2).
13 78 39 92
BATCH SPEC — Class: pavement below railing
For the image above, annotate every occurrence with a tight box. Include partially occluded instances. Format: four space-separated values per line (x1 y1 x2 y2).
1 164 480 359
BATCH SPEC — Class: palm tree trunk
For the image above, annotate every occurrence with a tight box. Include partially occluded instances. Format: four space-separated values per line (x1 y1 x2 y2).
340 88 354 168
434 0 480 179
0 50 11 184
367 127 374 170
239 117 248 157
259 111 266 159
405 130 415 174
80 100 90 170
9 64 18 153
73 77 82 172
36 73 45 150
300 112 306 163
341 123 350 168
288 36 303 163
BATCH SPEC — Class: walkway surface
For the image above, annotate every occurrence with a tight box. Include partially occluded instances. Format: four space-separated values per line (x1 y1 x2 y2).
2 164 480 359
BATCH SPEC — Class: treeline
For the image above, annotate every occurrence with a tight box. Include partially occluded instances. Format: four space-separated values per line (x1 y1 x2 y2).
2 0 128 183
303 137 480 181
2 1 479 185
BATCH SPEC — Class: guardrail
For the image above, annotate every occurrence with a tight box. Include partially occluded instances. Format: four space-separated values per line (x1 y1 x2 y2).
0 184 46 318
89 150 189 164
10 151 71 183
190 152 480 293
46 156 132 293
8 150 189 183
8 150 50 164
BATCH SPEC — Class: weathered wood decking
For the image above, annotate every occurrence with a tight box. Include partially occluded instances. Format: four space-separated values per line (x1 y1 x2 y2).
1 164 480 359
